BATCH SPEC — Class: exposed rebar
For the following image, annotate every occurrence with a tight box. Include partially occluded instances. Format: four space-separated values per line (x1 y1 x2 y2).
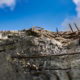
74 23 79 32
56 27 59 34
11 52 80 59
69 24 74 32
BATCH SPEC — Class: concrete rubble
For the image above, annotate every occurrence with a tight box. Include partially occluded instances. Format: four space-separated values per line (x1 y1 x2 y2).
0 27 80 80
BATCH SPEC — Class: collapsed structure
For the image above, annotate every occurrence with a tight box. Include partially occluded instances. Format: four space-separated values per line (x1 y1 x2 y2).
0 26 80 80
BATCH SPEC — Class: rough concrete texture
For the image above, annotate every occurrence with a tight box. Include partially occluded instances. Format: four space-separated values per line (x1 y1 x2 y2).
0 28 80 80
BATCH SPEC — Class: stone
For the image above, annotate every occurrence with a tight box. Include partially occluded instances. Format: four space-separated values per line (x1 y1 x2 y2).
0 28 80 80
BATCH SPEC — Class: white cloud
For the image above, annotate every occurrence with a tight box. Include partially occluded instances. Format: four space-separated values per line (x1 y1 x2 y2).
61 0 80 31
0 0 16 10
62 16 80 31
73 0 80 4
73 0 80 18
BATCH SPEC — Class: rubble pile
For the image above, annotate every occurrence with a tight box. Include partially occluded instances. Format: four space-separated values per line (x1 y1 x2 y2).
0 27 80 80
24 27 80 45
1 27 80 43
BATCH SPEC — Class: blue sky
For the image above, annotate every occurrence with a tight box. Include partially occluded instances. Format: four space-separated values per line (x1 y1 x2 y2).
0 0 78 31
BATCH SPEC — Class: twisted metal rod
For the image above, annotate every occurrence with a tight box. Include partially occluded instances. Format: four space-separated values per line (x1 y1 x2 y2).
11 52 80 59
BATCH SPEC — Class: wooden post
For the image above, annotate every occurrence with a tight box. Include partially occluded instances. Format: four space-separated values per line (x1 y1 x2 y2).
74 23 79 31
69 24 74 32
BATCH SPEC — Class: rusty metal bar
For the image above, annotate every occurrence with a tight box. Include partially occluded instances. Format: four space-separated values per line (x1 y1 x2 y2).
69 24 74 32
56 27 59 34
74 23 79 31
26 68 71 71
44 67 71 70
11 52 80 59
